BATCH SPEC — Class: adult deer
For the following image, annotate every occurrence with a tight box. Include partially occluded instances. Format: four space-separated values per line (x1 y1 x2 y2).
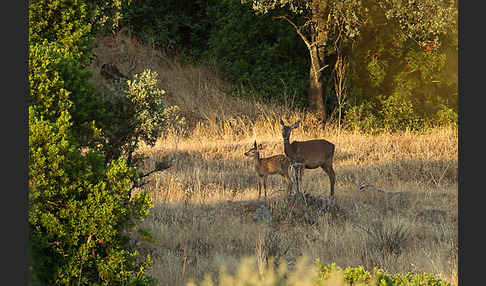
279 119 336 199
244 140 292 199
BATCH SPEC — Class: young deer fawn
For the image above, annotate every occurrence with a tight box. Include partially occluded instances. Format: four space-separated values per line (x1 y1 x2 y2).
244 140 291 199
280 119 336 199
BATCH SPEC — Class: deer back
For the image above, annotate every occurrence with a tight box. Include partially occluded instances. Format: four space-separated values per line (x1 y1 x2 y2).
286 139 334 168
258 154 290 176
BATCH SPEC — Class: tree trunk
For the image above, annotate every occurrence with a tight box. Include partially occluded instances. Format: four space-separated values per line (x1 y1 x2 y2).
308 1 329 123
308 46 325 120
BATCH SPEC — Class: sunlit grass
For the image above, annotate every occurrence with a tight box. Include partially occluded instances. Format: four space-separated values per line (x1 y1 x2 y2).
92 32 457 286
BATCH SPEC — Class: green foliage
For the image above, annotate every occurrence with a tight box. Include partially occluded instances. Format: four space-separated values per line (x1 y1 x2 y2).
30 0 125 63
367 58 387 88
96 69 185 164
436 104 458 128
342 1 457 133
381 93 424 132
29 0 158 284
121 0 217 60
85 0 124 33
316 261 450 286
380 0 457 48
344 102 382 134
28 41 102 146
29 0 94 64
29 108 155 285
249 0 364 40
207 0 308 105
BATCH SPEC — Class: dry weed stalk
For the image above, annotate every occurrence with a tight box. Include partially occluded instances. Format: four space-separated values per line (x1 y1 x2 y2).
256 232 267 278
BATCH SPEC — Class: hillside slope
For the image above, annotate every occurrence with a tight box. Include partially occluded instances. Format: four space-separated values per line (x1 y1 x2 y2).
90 32 458 286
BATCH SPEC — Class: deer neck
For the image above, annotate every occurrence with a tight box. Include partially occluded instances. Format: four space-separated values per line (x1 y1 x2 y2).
252 152 262 168
283 137 296 161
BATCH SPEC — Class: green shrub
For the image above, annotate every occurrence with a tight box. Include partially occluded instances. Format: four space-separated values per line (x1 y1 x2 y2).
96 69 185 164
29 0 93 65
29 1 159 284
206 0 308 106
367 58 387 88
381 93 424 132
343 102 382 134
121 0 217 60
30 0 124 63
29 107 155 285
28 41 102 146
435 104 458 128
316 261 450 286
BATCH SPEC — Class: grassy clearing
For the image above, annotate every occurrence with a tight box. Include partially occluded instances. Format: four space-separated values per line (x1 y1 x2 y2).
91 32 457 286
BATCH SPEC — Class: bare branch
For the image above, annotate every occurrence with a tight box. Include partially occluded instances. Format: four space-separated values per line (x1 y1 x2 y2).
318 64 329 73
273 16 311 49
274 16 327 84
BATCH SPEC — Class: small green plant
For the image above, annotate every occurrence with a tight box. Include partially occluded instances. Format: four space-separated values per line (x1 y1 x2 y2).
381 93 424 132
367 58 387 88
97 69 185 165
316 260 450 286
343 102 382 134
187 256 450 286
436 104 458 128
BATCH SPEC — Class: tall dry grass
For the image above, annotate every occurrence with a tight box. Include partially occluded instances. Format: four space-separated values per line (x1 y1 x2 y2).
91 32 457 286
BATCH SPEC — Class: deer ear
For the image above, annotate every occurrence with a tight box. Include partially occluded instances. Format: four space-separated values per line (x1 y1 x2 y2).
258 144 263 150
280 119 285 126
253 140 257 148
291 121 300 129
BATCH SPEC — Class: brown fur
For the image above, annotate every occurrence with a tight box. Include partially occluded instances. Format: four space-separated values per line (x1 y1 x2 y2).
280 119 336 198
244 141 291 198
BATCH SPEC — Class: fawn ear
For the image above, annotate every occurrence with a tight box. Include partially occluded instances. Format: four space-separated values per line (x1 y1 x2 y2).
253 140 257 148
280 119 285 126
291 121 300 129
258 144 264 150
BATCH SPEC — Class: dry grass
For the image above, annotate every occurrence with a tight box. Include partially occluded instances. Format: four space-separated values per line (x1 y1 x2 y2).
91 32 458 286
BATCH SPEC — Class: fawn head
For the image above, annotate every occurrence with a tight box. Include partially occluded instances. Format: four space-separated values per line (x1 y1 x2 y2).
244 140 263 157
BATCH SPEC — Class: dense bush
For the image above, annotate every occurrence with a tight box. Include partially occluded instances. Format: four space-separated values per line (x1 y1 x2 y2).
28 41 102 146
206 0 309 106
121 0 217 60
343 3 458 132
29 107 155 285
96 69 185 164
29 0 94 65
121 0 309 107
29 0 158 284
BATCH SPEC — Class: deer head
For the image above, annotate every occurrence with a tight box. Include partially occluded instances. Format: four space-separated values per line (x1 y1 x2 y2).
280 119 300 142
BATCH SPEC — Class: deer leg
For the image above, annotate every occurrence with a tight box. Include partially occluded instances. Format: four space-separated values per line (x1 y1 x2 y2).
257 176 262 199
263 176 267 198
298 166 304 193
282 173 292 196
322 165 336 198
294 165 302 195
